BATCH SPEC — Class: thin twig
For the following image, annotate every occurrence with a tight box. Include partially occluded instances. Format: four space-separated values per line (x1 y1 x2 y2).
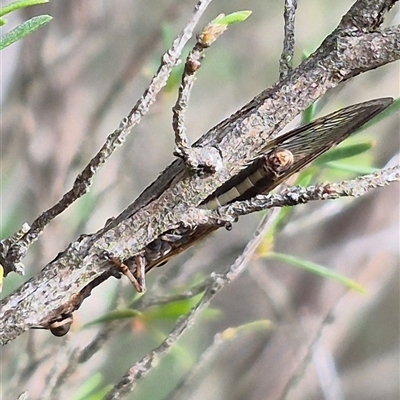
279 0 298 80
284 153 400 235
169 321 272 400
77 322 119 364
173 14 231 171
41 344 79 400
86 0 191 138
2 0 215 273
75 289 123 364
1 0 398 345
78 278 210 364
215 165 400 221
104 211 278 399
134 278 211 310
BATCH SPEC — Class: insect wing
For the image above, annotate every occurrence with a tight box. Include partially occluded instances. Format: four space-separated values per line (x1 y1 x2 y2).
258 97 393 190
146 98 393 271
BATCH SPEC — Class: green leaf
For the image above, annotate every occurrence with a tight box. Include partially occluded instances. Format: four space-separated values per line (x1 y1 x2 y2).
83 386 113 400
301 101 316 125
222 320 272 340
296 167 318 186
268 252 366 293
314 142 373 165
323 161 377 175
71 373 103 400
161 22 174 48
262 205 292 243
164 62 184 93
212 10 252 26
301 49 312 61
0 14 52 50
143 296 220 321
84 309 142 328
0 0 49 18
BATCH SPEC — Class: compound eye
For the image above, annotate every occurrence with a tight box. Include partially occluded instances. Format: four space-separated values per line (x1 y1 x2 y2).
267 148 294 174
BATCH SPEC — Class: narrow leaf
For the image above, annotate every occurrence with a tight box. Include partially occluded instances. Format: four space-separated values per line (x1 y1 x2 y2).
84 309 142 327
0 14 52 50
324 161 377 175
76 385 113 400
301 101 316 125
143 296 220 321
296 167 318 186
213 10 252 26
268 252 366 293
72 373 103 400
314 142 373 165
0 0 48 18
222 320 272 340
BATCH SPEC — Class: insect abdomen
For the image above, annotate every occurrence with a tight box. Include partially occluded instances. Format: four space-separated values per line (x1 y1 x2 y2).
200 148 293 210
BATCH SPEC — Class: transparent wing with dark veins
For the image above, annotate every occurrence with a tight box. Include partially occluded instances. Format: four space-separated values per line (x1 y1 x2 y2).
200 97 393 209
257 97 393 190
147 97 393 270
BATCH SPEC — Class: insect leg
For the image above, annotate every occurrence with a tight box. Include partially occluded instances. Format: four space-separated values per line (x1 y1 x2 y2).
103 252 146 293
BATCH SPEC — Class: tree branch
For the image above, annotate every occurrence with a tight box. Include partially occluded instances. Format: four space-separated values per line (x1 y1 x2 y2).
104 210 278 399
214 166 400 221
0 0 399 345
1 0 215 273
